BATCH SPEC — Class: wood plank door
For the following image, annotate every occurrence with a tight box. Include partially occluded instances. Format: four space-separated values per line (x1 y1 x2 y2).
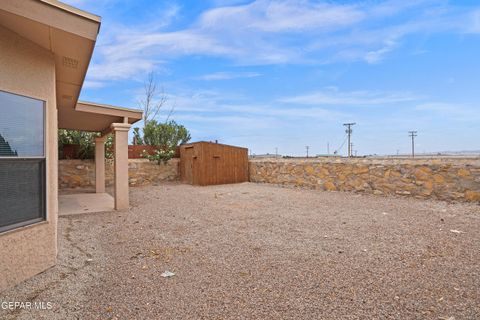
183 146 194 184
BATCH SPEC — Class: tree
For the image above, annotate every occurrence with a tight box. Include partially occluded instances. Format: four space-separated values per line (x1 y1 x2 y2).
133 71 190 163
143 120 191 148
138 71 169 126
141 120 191 164
58 130 113 160
132 127 143 145
58 129 96 159
0 133 17 156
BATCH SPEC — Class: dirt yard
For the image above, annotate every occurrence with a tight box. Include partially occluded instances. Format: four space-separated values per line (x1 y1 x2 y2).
1 182 479 319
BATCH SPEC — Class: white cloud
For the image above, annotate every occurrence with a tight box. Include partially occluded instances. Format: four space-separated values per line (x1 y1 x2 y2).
199 1 364 33
470 10 480 33
280 88 420 106
364 40 398 64
196 71 261 80
85 0 480 84
415 102 480 120
87 58 157 81
82 80 107 89
160 88 350 126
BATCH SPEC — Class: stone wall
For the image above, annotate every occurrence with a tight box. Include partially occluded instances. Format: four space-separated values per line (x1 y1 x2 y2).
249 158 480 202
59 157 480 203
59 159 179 189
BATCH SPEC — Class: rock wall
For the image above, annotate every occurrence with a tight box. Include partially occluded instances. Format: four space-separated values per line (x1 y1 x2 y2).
59 159 179 189
249 158 480 202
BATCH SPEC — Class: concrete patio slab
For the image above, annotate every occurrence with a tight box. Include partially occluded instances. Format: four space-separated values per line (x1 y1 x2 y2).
59 193 114 216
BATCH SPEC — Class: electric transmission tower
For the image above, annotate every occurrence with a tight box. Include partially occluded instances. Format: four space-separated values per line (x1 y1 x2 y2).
343 123 356 157
305 146 310 158
409 131 417 158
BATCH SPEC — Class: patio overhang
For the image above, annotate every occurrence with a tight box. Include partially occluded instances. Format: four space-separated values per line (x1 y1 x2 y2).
58 101 142 211
59 101 143 132
59 101 142 211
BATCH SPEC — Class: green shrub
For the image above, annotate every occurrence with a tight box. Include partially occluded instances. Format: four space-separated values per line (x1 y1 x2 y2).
135 120 191 163
141 120 190 147
141 148 176 164
58 130 113 160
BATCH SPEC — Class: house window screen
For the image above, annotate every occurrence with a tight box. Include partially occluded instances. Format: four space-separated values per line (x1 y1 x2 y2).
0 90 46 232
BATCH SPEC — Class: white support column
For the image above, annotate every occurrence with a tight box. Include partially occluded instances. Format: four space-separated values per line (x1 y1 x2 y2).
95 136 106 193
111 123 131 210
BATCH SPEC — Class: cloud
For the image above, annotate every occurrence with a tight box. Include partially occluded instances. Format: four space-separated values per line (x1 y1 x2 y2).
160 87 350 126
415 102 480 121
469 9 480 33
82 80 107 89
199 1 364 33
85 0 480 84
196 71 261 80
87 58 157 81
364 40 398 64
279 88 420 106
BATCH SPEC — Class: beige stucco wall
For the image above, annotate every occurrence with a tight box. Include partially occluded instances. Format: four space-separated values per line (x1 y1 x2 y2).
59 159 179 189
249 158 480 202
0 26 58 291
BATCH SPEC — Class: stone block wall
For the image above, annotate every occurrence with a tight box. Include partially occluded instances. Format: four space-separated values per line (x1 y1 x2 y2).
59 159 179 189
249 158 480 202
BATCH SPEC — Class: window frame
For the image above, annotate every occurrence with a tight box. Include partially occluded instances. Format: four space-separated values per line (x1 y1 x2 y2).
0 89 47 233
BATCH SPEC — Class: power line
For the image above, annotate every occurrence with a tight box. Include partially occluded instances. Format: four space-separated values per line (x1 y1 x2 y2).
343 123 356 157
335 134 348 155
409 131 417 158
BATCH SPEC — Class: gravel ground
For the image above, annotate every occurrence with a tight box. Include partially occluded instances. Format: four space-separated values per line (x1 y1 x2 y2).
1 182 479 320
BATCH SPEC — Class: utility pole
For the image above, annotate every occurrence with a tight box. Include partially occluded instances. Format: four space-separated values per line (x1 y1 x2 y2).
275 147 278 158
350 143 354 157
305 146 310 158
327 142 330 155
343 123 356 157
409 131 417 158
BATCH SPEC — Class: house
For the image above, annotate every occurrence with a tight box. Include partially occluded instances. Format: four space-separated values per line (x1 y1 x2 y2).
0 0 142 291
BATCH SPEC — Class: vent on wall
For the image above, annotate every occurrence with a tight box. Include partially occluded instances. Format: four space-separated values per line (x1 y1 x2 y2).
62 56 79 69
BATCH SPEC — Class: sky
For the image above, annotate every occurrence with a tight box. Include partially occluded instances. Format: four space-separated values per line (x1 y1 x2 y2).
64 0 480 156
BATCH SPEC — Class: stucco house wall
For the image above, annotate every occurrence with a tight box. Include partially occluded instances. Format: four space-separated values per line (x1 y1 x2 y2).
0 25 58 291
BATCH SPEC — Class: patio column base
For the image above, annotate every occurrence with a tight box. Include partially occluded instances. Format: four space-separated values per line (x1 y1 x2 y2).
95 136 106 193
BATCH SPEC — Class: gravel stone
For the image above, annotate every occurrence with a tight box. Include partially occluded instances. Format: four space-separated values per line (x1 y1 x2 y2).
1 182 479 319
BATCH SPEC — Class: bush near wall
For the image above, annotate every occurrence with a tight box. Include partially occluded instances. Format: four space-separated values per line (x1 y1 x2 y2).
128 145 180 159
249 158 480 203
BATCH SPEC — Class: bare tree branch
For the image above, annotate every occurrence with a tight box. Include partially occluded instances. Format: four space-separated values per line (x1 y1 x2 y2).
165 99 176 123
139 71 168 125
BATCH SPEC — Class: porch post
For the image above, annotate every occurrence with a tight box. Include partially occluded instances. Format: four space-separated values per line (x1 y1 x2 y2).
95 136 106 193
111 123 131 210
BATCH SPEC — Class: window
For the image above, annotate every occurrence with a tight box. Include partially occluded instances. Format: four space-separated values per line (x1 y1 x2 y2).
0 90 46 232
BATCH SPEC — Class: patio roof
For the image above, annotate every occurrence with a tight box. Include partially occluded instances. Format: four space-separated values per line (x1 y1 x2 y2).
59 101 143 132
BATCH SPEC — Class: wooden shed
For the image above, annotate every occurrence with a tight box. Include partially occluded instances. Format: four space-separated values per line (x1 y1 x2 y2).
180 142 248 186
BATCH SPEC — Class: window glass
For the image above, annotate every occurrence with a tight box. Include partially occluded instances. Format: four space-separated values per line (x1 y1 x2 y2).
0 91 46 232
0 91 44 157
